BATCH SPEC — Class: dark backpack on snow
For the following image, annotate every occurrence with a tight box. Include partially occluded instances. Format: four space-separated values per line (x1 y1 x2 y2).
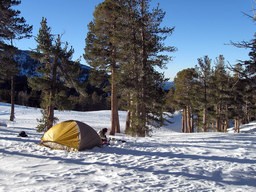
18 131 28 137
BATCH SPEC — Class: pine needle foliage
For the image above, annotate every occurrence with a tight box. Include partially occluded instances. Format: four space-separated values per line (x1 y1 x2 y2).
29 18 85 132
85 0 175 136
0 0 32 121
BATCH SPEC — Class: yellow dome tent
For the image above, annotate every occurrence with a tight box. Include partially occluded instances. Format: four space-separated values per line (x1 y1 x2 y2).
41 120 102 151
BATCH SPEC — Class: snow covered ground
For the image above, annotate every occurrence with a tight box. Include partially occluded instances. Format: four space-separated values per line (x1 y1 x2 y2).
0 102 255 192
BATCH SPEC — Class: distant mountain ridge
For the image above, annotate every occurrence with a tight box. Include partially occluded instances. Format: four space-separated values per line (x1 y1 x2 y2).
14 49 174 90
14 50 40 77
14 49 91 77
162 81 174 91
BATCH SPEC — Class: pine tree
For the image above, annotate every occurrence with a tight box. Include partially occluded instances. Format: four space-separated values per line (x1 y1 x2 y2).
121 0 175 136
85 0 175 136
173 68 197 133
229 65 246 133
195 56 212 132
29 18 84 132
232 34 256 86
84 0 128 135
231 9 256 124
0 0 32 121
211 55 231 132
0 0 32 48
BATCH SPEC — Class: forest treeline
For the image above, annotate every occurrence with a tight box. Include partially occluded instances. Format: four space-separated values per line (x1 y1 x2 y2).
166 54 256 133
0 0 255 136
0 50 109 111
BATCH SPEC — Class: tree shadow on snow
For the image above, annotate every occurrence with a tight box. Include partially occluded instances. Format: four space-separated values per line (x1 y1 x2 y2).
98 145 256 164
0 126 43 138
1 147 255 188
0 136 39 143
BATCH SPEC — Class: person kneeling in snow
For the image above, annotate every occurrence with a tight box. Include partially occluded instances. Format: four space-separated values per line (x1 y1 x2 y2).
98 128 109 145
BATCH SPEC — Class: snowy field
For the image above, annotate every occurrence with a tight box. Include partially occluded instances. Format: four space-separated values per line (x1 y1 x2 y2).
0 102 256 192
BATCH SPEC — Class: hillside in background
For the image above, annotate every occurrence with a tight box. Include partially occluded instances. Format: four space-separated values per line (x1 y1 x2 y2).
0 49 110 111
0 49 174 111
14 49 91 78
14 49 173 89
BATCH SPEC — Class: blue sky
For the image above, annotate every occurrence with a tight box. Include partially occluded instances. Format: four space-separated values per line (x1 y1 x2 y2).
15 0 255 80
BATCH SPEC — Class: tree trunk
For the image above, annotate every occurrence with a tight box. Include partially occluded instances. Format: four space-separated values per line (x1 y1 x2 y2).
183 107 188 133
215 104 220 132
223 104 228 132
10 76 15 121
125 110 131 130
110 65 120 135
203 108 207 132
187 106 191 133
182 109 185 133
46 88 54 130
47 104 54 130
138 0 147 137
234 118 240 133
46 57 58 130
189 106 194 132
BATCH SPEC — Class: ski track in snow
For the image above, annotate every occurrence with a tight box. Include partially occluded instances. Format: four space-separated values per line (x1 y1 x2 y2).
0 103 256 192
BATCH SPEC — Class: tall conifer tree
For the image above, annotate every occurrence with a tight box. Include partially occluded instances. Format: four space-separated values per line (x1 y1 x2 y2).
229 65 246 133
173 69 198 133
85 0 175 136
195 56 212 132
29 18 83 132
231 7 256 124
212 55 230 132
0 0 32 121
85 0 128 135
130 0 175 136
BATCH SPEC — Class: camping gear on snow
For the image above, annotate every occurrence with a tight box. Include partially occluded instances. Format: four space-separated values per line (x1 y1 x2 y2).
109 137 126 143
18 131 28 137
40 120 102 151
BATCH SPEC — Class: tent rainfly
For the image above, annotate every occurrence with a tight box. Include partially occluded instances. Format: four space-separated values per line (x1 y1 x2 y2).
41 120 102 151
